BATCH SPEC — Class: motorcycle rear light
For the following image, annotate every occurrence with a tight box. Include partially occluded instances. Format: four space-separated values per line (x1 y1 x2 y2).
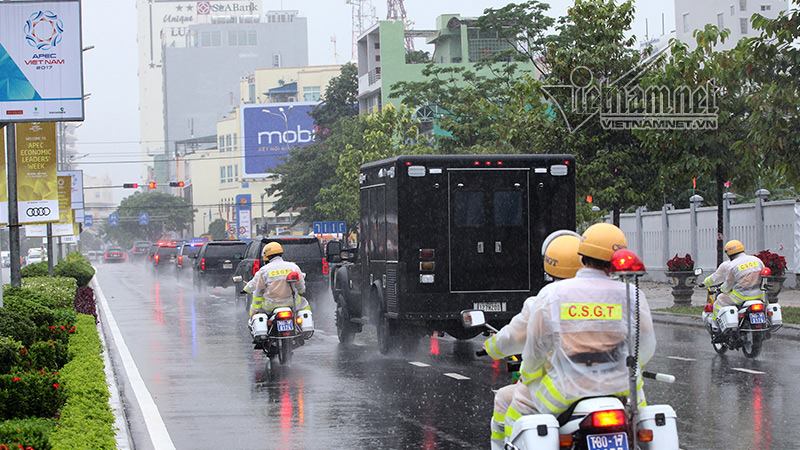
296 316 303 325
419 261 435 272
637 428 654 442
200 258 206 271
750 303 765 312
276 311 293 320
587 410 626 428
154 255 160 265
704 303 713 313
251 258 261 276
558 434 573 447
322 257 330 276
419 248 435 260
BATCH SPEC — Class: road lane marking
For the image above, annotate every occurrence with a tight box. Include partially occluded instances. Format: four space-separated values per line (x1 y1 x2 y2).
667 356 696 362
732 367 766 375
409 361 431 367
93 278 177 450
444 372 470 380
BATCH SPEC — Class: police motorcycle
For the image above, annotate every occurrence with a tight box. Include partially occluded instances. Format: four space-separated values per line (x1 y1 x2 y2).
697 267 782 359
235 271 314 366
465 249 679 450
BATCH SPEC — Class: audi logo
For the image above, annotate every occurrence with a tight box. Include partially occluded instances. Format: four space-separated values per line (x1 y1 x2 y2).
26 207 52 217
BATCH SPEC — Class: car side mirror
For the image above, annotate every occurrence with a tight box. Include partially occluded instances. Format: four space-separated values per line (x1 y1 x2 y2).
326 240 342 263
460 309 487 329
694 268 703 276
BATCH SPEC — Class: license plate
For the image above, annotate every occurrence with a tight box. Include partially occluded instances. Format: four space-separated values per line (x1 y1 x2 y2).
473 302 506 312
223 262 233 269
586 432 629 450
750 312 766 324
277 320 294 332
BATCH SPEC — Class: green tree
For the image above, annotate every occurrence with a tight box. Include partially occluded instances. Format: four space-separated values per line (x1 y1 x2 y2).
102 192 194 247
207 219 228 240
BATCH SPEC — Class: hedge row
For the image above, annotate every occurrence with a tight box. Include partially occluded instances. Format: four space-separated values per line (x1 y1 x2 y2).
48 314 116 449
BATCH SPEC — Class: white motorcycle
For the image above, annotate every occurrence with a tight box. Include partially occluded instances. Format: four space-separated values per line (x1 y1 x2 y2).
466 249 680 450
697 267 783 358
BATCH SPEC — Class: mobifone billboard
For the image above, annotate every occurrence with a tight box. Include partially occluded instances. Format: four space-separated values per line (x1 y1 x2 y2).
0 1 84 122
241 102 317 178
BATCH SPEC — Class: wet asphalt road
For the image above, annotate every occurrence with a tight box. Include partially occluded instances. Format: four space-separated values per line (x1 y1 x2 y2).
97 262 799 450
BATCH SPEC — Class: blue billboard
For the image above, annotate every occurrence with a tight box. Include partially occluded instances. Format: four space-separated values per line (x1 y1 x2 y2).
241 102 318 178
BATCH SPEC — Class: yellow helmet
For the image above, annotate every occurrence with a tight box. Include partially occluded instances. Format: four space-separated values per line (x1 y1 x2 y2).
542 231 582 279
262 242 284 260
724 240 745 256
578 223 628 262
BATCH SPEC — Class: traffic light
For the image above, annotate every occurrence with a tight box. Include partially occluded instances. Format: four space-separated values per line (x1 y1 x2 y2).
168 181 185 188
148 181 157 190
122 183 139 189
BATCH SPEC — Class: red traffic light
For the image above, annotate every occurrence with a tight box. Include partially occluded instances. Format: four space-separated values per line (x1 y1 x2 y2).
122 183 139 189
168 181 185 188
147 181 157 190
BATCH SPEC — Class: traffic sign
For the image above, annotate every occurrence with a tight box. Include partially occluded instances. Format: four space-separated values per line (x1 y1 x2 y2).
84 215 93 227
313 221 347 234
108 212 119 227
138 212 150 225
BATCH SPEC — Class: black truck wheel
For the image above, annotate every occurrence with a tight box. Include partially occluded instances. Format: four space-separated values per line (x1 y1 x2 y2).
336 304 357 345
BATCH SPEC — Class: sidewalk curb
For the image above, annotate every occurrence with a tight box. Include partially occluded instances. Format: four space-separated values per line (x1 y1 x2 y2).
653 311 800 341
92 276 134 450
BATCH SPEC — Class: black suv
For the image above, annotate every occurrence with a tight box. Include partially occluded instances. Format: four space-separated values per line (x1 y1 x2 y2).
233 236 328 302
193 240 248 290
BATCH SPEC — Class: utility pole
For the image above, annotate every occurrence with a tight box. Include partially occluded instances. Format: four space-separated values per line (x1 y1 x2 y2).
6 124 21 287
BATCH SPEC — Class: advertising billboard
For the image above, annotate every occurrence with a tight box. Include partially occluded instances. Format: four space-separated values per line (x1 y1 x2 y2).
241 102 317 178
16 122 59 224
235 193 251 239
58 169 84 223
0 1 84 122
26 174 72 236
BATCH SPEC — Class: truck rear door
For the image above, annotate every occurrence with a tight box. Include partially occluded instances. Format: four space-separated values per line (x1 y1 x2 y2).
448 169 530 293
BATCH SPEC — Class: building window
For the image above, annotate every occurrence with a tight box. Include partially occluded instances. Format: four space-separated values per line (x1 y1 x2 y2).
760 4 771 11
218 136 224 151
200 31 221 47
717 13 725 28
739 0 747 11
248 83 256 103
272 54 281 68
220 166 226 183
247 30 257 46
682 13 690 32
303 86 321 102
740 17 749 34
225 134 232 151
234 165 239 181
232 133 237 151
731 5 735 15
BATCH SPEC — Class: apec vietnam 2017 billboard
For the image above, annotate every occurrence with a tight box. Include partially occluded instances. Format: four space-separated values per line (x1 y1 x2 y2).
241 102 317 178
0 1 84 122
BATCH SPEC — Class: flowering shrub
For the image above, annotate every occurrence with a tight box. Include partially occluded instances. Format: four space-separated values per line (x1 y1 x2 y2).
666 254 695 272
0 337 22 374
53 255 94 288
23 340 69 372
0 371 65 420
20 277 77 310
0 418 55 450
0 310 36 347
20 261 49 278
756 250 787 277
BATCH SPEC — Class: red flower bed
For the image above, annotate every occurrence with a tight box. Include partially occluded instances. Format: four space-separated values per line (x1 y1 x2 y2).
666 253 695 272
73 286 96 319
0 371 65 420
756 250 787 277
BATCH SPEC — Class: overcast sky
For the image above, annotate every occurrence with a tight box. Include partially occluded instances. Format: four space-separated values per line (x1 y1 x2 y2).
75 0 674 198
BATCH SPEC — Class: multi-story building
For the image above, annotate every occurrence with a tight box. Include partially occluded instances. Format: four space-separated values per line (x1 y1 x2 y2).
160 10 309 190
83 174 115 223
184 64 342 236
675 0 788 50
357 14 534 114
136 0 268 181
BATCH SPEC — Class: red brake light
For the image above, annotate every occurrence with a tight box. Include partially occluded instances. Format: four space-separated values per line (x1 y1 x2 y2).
472 161 481 166
484 161 492 166
704 303 713 313
251 258 261 276
154 254 160 265
404 161 413 166
276 310 293 320
610 249 645 273
200 258 206 271
750 303 765 312
322 257 330 276
563 159 571 166
591 410 626 428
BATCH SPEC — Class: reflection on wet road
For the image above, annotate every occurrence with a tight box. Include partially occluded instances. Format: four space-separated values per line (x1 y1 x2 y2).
98 264 800 449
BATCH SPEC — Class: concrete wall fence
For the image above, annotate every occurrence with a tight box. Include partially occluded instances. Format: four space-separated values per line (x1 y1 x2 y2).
615 192 798 288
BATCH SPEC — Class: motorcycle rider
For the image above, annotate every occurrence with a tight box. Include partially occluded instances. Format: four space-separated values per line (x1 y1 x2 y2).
703 240 765 335
248 242 310 318
502 223 656 437
485 230 582 450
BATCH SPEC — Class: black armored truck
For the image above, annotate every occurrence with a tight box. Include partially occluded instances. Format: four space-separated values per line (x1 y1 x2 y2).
326 154 576 353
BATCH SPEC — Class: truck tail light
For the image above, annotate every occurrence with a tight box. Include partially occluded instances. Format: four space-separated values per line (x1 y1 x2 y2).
200 258 206 271
419 249 435 260
419 261 435 272
251 258 261 276
322 258 330 275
